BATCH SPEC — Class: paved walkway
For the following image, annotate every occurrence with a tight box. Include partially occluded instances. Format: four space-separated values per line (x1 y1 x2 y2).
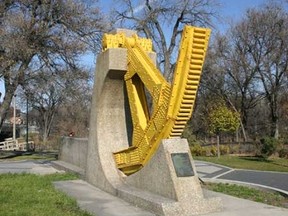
195 160 288 195
0 160 63 175
54 180 154 216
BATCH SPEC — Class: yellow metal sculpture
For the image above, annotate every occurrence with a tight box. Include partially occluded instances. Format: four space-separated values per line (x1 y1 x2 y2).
102 26 211 175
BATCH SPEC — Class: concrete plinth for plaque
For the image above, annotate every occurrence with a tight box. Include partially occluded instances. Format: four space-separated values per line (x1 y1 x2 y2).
121 139 222 215
83 29 222 215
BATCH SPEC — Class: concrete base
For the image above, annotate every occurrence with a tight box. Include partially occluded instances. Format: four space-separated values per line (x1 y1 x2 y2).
118 139 222 216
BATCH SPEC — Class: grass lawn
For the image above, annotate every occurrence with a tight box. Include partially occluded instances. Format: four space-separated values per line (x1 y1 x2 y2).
203 182 288 208
195 155 288 172
0 173 92 216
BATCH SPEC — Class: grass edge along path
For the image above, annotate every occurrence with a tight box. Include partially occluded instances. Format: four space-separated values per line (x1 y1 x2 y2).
0 173 92 216
195 155 288 172
203 182 288 209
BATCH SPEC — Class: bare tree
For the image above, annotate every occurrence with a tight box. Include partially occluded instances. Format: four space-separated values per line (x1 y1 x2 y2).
241 3 288 139
19 67 90 144
112 0 219 80
28 78 63 144
199 1 288 140
0 0 104 132
205 30 264 141
53 79 92 138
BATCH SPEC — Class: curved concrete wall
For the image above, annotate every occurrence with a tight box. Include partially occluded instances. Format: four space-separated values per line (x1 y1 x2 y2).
85 48 131 195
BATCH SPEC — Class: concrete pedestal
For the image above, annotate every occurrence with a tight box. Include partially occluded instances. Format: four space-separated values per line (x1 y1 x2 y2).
119 139 222 215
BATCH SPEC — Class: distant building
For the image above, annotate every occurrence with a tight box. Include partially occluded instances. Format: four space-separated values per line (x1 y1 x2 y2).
0 109 39 141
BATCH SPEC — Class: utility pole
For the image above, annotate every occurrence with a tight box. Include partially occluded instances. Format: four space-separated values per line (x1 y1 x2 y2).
26 97 29 151
13 94 16 141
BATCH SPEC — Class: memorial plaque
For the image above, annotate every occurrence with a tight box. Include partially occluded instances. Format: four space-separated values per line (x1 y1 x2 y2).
171 153 194 177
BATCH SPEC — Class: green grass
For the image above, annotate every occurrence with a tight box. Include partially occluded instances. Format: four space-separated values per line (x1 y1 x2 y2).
0 173 92 216
203 182 288 208
195 155 288 172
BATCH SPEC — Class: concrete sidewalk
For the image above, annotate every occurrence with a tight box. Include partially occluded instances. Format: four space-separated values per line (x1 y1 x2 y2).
54 179 288 216
54 180 154 216
0 160 63 175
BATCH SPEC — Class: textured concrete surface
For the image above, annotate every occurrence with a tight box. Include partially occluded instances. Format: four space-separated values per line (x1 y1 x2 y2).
59 137 88 170
85 48 130 195
122 139 222 216
54 180 155 216
85 29 157 196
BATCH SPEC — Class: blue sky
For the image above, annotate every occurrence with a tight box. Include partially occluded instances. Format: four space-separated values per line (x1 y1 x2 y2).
216 0 271 31
81 0 272 68
219 0 266 18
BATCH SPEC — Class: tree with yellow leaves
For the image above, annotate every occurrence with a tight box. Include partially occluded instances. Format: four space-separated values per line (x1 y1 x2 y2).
208 104 240 158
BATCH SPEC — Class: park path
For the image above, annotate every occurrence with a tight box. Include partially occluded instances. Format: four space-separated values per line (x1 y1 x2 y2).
195 160 288 194
0 160 61 175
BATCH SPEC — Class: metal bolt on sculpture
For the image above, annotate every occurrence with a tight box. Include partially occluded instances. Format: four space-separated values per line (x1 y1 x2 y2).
102 26 211 175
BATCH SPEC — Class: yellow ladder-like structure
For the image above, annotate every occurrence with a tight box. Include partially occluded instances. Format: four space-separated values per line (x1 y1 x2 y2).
103 26 211 175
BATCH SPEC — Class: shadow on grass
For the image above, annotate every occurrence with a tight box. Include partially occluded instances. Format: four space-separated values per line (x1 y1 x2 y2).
0 151 31 159
271 161 288 168
238 156 272 163
238 156 288 168
0 150 58 160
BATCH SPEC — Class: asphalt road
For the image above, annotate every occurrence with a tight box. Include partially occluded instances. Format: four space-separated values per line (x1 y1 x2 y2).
219 170 288 192
195 161 288 193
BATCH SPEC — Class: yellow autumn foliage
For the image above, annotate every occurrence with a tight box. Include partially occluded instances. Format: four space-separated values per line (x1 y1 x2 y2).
208 105 240 134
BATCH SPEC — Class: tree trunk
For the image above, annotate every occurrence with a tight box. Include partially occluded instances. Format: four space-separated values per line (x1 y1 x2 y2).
270 95 279 139
217 134 220 158
226 97 247 142
0 61 30 133
39 108 56 147
271 115 279 139
0 86 16 133
163 52 171 80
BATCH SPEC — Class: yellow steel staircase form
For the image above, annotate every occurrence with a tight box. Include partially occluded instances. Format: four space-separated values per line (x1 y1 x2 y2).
102 26 211 175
